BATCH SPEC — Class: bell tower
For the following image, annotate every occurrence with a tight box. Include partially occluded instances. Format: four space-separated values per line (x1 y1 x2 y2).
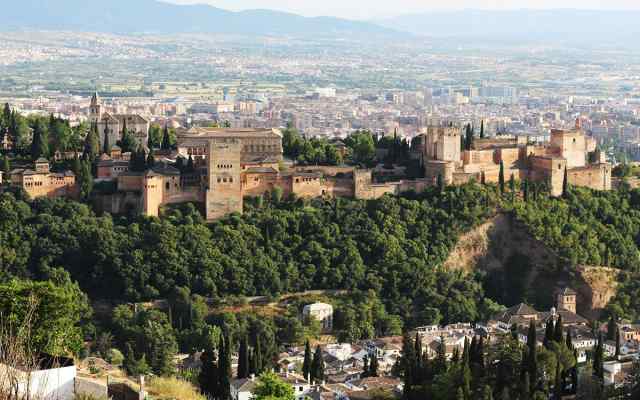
89 92 102 125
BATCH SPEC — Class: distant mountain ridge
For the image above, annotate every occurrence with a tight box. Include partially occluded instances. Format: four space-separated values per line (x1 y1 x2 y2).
377 9 640 43
0 0 402 39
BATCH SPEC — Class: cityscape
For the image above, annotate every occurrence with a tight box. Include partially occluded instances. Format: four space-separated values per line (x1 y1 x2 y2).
2 1 640 400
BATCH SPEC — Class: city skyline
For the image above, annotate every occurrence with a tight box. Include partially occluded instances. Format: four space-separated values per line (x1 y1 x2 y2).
167 0 640 19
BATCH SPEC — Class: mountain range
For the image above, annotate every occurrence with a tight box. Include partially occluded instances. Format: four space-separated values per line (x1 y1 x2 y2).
377 9 640 43
0 0 402 39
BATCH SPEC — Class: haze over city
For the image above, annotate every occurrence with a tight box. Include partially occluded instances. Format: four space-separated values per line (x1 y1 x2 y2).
169 0 640 19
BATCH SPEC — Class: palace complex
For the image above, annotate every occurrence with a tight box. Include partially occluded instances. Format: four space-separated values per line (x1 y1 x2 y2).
5 95 611 217
91 121 611 221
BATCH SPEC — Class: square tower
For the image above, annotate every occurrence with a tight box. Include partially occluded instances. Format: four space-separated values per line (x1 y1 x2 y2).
556 287 577 314
205 139 243 220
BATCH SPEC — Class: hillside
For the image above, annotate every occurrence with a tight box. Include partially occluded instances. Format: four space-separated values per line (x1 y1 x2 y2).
0 0 403 39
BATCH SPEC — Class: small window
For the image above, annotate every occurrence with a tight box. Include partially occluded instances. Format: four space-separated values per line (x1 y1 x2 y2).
165 182 170 190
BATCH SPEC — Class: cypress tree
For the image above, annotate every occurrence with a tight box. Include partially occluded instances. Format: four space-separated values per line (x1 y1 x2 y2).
254 336 263 374
483 385 493 400
437 173 444 193
30 120 49 160
469 336 477 364
607 316 617 341
2 155 10 176
544 319 555 349
562 166 568 197
187 155 195 173
369 355 379 377
480 120 485 139
477 337 485 369
527 321 537 392
362 356 369 378
594 333 604 380
554 361 563 399
414 332 423 384
249 349 256 375
198 348 218 398
237 335 249 379
218 335 231 400
554 315 563 343
615 327 621 358
103 126 111 155
161 124 172 150
146 153 155 169
84 124 100 160
311 345 324 383
520 372 530 400
499 160 505 194
523 179 529 202
302 340 312 381
400 333 416 399
434 335 447 375
565 329 573 351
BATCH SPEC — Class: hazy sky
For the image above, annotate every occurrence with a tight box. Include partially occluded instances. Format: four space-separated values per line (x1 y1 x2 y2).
168 0 640 19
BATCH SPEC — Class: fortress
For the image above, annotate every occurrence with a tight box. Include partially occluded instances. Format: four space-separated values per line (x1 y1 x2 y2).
93 121 611 220
420 122 611 196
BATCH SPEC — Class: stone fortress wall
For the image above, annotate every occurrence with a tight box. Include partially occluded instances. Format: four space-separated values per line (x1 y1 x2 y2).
96 121 612 221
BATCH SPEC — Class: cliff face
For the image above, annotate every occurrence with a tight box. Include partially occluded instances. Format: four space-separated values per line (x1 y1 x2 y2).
444 213 618 317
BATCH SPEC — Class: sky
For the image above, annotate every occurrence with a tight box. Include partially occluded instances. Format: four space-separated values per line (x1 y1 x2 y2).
167 0 640 19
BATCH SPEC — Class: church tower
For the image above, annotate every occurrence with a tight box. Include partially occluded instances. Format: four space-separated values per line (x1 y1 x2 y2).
556 287 577 314
89 92 102 126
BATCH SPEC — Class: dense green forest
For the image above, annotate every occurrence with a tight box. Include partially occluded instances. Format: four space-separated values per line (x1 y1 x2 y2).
0 183 501 327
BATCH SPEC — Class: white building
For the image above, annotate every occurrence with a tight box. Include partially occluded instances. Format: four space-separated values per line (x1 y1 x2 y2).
0 355 76 400
302 303 334 332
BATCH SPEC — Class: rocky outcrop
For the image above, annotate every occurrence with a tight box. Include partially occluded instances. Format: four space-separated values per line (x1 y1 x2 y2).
444 213 618 317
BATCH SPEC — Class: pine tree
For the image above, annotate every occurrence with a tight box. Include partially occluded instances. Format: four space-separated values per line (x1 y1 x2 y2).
554 315 564 343
311 345 324 383
499 160 505 194
562 166 568 197
302 340 312 381
238 335 249 379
